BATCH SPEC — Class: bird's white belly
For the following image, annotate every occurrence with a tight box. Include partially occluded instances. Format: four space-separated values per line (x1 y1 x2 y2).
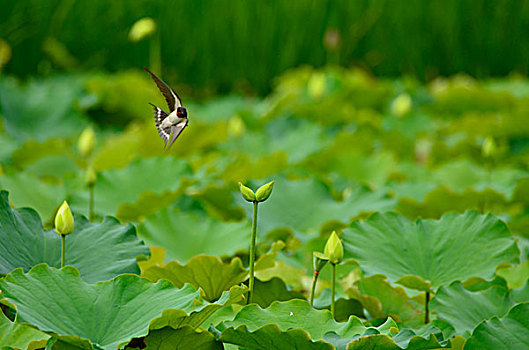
161 111 185 129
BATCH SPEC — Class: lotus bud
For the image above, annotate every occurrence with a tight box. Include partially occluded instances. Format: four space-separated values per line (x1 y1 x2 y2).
390 93 412 117
255 181 274 202
324 231 343 264
55 201 74 236
227 115 245 137
84 166 97 186
129 17 157 42
313 252 329 272
239 182 256 202
482 136 497 158
308 72 326 99
78 127 96 158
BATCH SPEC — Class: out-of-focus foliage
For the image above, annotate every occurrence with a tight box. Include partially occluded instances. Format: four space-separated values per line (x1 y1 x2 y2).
2 1 529 94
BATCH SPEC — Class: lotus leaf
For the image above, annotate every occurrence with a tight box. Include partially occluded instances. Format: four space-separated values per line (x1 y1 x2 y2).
142 255 247 302
0 264 204 350
137 206 250 262
342 211 519 290
0 191 149 283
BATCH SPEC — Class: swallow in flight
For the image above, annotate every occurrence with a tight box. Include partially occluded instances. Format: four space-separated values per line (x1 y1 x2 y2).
145 67 188 149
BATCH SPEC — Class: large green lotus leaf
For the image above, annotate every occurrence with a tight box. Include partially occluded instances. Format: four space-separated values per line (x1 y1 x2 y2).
221 299 367 340
0 76 87 142
137 206 251 263
0 264 203 350
346 275 424 328
220 306 398 350
144 325 222 350
0 191 149 283
430 281 512 336
236 176 395 236
464 302 529 350
0 172 65 223
342 211 519 290
220 324 333 350
142 255 248 302
0 312 50 349
71 157 192 217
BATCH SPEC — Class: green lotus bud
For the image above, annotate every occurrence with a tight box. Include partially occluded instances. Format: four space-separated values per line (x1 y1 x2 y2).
390 93 412 117
55 201 74 236
313 252 329 272
78 127 96 158
239 182 256 202
84 166 97 186
324 231 343 264
228 115 245 137
255 181 274 202
308 72 326 99
129 17 157 42
482 136 497 158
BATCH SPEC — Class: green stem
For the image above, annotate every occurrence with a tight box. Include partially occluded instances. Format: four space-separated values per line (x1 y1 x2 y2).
331 263 336 318
310 271 319 307
61 234 66 268
89 184 94 221
425 291 430 324
248 201 258 304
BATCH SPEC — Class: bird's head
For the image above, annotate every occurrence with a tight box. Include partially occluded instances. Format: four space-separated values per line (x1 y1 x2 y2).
177 107 187 118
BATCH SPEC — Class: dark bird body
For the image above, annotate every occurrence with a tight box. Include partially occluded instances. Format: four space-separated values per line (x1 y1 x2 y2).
145 67 188 149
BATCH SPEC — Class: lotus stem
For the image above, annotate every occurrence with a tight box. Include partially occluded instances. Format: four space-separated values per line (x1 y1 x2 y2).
331 262 336 318
61 234 66 268
310 271 319 307
248 201 258 304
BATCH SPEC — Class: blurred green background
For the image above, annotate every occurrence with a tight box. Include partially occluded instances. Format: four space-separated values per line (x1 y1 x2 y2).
2 0 529 95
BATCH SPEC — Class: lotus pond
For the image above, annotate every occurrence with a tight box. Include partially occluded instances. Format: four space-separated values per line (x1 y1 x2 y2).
1 67 529 349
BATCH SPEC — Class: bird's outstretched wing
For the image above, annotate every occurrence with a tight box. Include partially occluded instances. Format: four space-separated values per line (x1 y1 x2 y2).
167 119 189 149
144 67 182 112
149 103 171 144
